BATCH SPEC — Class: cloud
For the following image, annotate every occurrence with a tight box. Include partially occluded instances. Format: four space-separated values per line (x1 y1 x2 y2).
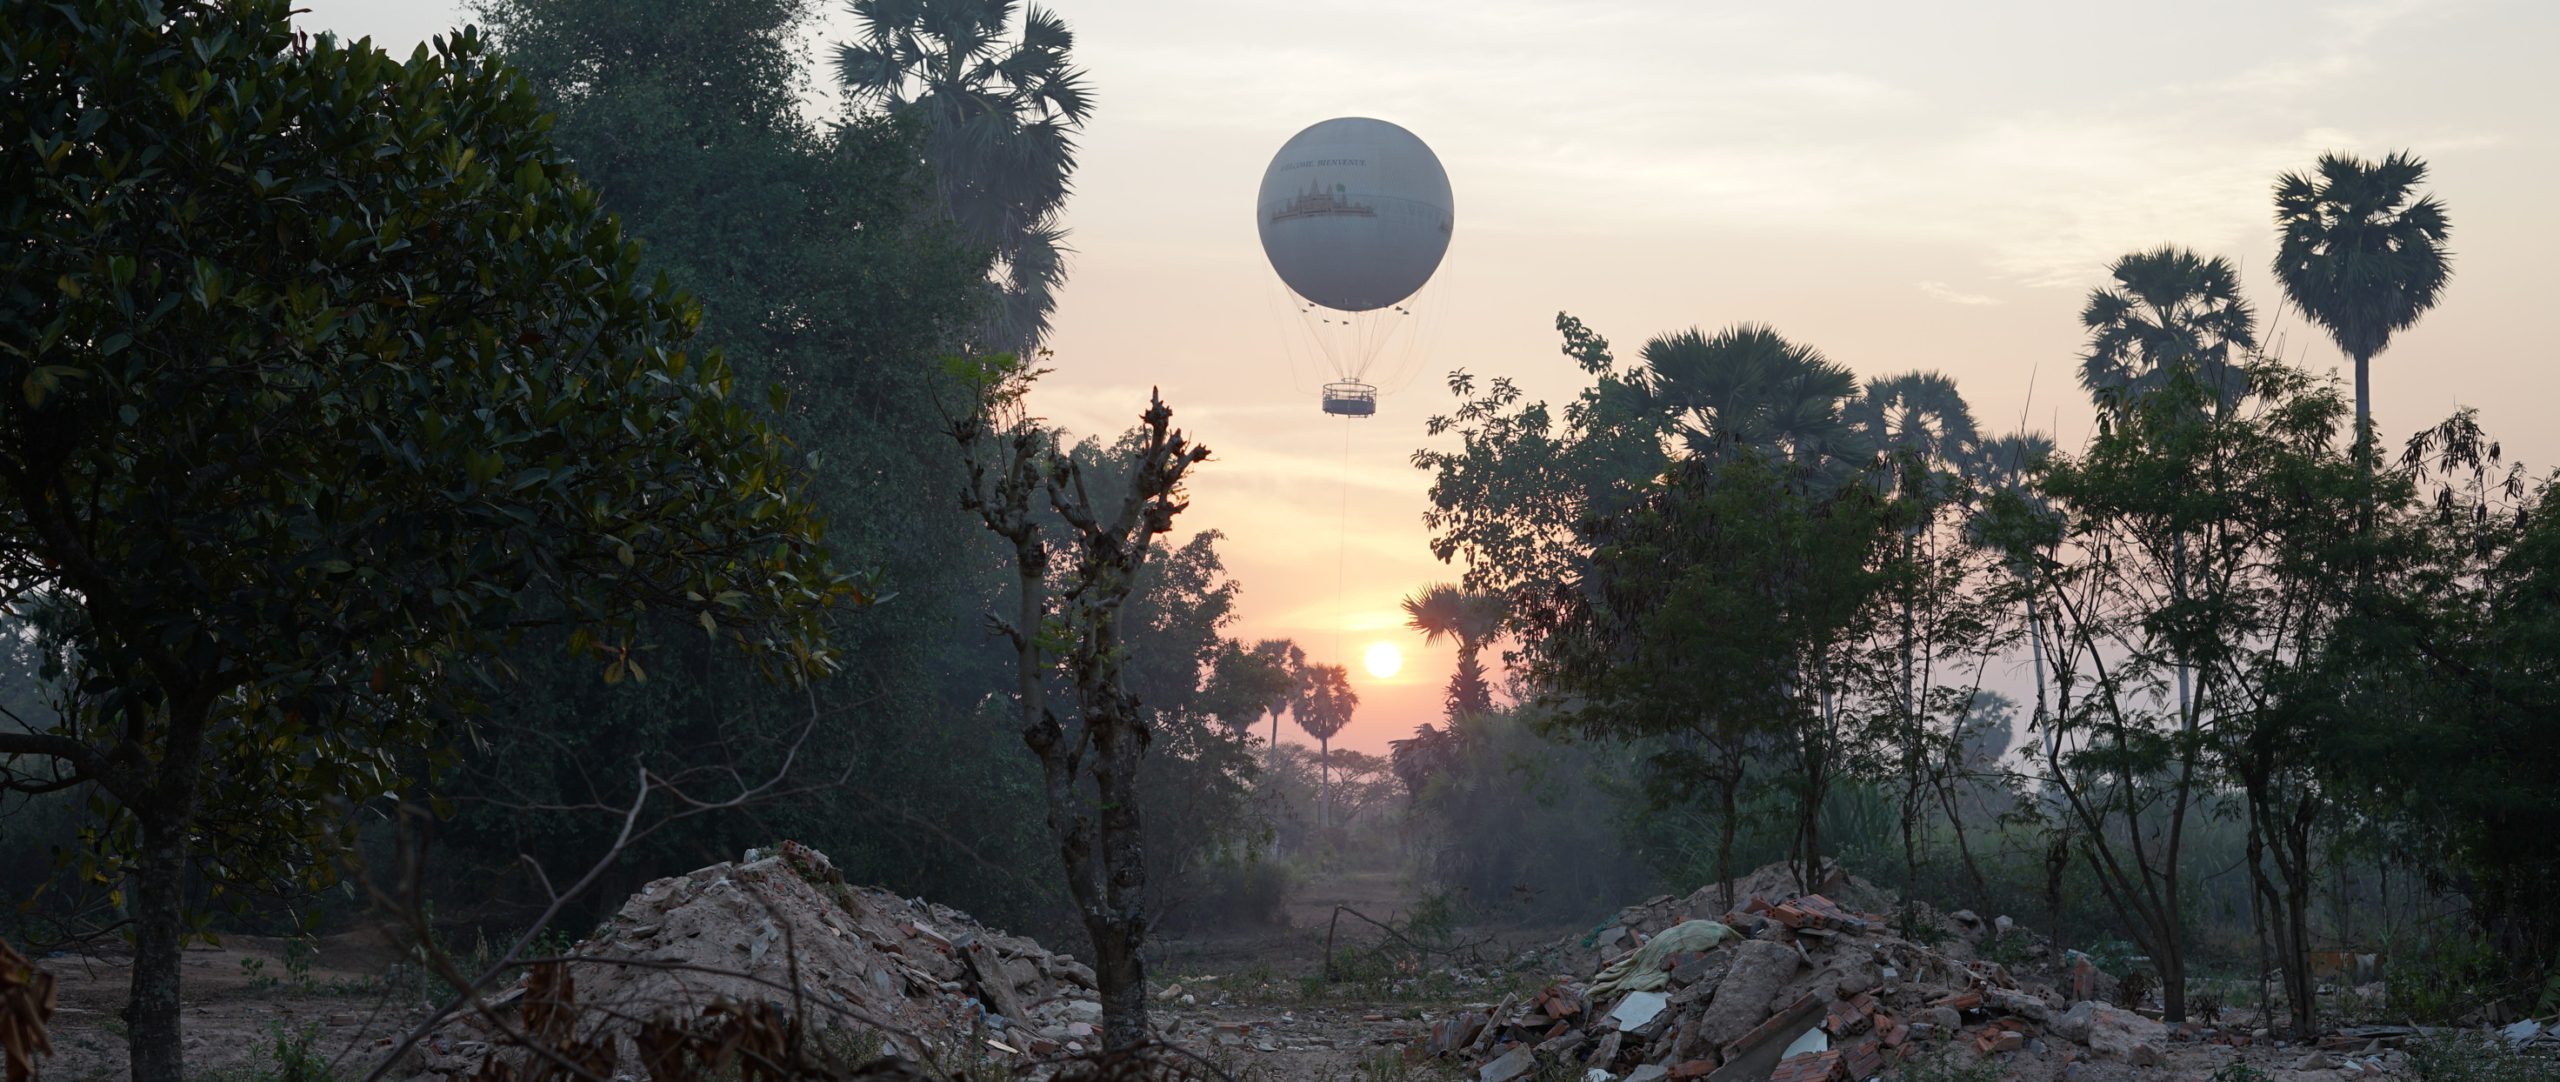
1920 281 2002 306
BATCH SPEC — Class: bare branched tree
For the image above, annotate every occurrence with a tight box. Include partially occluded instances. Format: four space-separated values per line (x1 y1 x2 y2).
951 375 1210 1053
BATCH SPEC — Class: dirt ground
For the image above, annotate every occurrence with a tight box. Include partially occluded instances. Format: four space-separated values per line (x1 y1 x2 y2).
38 931 436 1080
26 863 2404 1081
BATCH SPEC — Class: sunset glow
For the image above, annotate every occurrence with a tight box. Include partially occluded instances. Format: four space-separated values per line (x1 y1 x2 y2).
1363 642 1403 679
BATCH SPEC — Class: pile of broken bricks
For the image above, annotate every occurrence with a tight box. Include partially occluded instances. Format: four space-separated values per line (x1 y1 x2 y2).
1412 883 2171 1082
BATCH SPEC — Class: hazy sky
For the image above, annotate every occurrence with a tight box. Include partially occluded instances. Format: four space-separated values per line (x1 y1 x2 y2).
304 0 2558 754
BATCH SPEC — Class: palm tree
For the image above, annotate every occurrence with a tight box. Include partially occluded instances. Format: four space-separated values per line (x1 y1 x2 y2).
1293 664 1357 831
1846 371 1980 764
1400 583 1505 720
1241 638 1303 855
1247 639 1305 761
1847 372 1980 490
2080 247 2258 737
1636 324 1861 468
2272 151 2453 470
838 0 1093 355
1968 432 2058 759
2078 247 2259 419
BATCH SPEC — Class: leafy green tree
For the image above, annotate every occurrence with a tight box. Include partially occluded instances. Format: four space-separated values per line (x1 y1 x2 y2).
0 3 845 1075
2029 356 2366 1024
454 0 1045 930
1969 433 2060 767
2273 151 2453 469
838 0 1094 354
1538 452 1903 903
1414 314 1665 635
2323 411 2559 992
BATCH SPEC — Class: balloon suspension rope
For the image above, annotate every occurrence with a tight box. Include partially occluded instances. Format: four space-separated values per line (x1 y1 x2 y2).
1335 416 1350 667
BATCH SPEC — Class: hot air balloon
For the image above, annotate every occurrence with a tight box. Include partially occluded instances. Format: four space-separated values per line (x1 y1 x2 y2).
1256 118 1454 417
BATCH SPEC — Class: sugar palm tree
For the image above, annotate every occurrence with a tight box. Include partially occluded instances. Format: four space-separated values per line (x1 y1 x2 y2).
1846 371 1980 732
1637 324 1861 469
1847 371 1981 500
1400 583 1505 719
2273 150 2453 469
1246 638 1304 759
2079 247 2259 419
1968 432 2058 759
838 0 1092 355
2080 246 2257 735
1293 663 1357 830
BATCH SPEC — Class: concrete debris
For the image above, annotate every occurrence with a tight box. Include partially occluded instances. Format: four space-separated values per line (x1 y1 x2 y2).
1396 859 2257 1082
399 841 1097 1079
2056 1001 2165 1066
1608 990 1671 1032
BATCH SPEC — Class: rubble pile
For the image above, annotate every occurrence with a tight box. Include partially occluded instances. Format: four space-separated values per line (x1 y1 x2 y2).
1413 861 2163 1082
402 842 1105 1078
1522 861 1910 982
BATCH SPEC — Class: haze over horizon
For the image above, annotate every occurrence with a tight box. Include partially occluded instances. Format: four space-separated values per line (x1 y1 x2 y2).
302 0 2559 755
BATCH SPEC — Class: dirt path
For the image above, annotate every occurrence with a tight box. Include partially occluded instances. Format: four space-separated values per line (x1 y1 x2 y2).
39 933 435 1080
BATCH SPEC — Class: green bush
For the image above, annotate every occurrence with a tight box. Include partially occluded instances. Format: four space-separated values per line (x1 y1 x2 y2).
2405 1031 2560 1082
2386 933 2511 1024
1176 851 1295 930
200 1022 334 1082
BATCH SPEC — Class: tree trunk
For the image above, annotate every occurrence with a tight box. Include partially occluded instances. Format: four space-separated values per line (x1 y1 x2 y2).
1268 710 1282 858
127 811 188 1082
2044 835 2069 966
2284 811 2318 1035
1090 726 1152 1052
1717 774 1739 914
2157 932 2187 1022
1318 737 1329 835
2354 351 2372 472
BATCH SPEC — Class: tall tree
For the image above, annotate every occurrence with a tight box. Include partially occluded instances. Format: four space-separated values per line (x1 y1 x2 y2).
1248 638 1306 764
1401 583 1507 719
838 0 1094 355
2029 356 2361 1024
2273 151 2453 472
2078 246 2262 735
2079 246 2260 420
2326 413 2556 989
1970 432 2060 763
1638 324 1861 468
1414 315 1665 639
462 0 1010 929
1292 664 1358 831
0 4 847 1076
1539 451 1902 905
952 374 1209 1052
1847 372 1992 896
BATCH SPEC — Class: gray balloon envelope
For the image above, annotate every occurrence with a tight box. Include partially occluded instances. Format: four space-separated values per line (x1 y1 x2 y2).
1256 117 1454 313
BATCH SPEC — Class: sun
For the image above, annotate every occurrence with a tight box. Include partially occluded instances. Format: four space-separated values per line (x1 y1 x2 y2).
1364 641 1403 679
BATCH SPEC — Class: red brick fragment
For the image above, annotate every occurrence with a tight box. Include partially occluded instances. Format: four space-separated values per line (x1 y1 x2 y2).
1932 989 1982 1012
1768 1048 1845 1082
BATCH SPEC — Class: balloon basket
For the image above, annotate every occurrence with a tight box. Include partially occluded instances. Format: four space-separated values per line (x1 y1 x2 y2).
1321 381 1378 417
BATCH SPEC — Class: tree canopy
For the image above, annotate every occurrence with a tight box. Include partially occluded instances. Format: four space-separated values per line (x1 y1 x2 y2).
0 1 846 1072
